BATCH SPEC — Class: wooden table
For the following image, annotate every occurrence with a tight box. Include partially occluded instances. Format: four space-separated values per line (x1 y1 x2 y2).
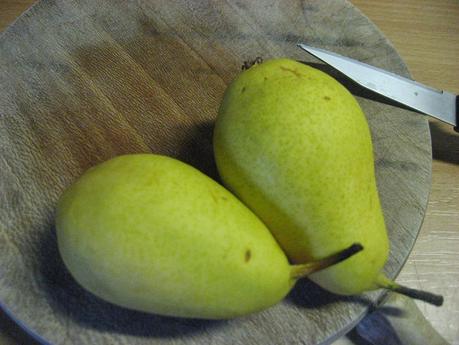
1 1 458 344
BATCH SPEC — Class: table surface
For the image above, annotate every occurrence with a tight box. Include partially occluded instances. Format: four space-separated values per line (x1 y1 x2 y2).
1 1 458 344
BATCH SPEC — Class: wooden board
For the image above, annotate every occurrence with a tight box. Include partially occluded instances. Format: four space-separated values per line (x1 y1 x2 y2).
0 0 432 344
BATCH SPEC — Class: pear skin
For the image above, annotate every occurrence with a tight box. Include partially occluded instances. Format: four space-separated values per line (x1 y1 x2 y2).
56 154 362 319
213 59 442 306
56 154 291 319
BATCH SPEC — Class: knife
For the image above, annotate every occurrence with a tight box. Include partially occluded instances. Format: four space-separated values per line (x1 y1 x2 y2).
297 43 458 132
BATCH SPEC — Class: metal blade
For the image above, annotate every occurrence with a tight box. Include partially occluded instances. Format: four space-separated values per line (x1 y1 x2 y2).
298 43 457 127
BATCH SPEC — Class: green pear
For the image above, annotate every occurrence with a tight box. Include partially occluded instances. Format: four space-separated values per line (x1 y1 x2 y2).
56 154 361 319
213 58 442 305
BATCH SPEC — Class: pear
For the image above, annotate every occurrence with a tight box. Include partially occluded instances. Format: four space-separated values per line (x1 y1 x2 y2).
56 154 361 319
213 59 442 306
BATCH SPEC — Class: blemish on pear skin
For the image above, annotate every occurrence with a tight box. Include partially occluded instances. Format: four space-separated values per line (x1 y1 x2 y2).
241 86 246 93
280 66 302 78
245 249 252 262
210 190 219 203
210 190 228 203
324 96 331 101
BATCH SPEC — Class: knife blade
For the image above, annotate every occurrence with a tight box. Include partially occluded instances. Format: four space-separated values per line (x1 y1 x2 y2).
297 43 458 132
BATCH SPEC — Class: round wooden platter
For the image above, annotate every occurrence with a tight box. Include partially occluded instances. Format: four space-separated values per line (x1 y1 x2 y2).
0 1 432 344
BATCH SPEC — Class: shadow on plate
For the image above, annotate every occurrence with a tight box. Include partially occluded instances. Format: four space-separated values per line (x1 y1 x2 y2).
175 120 221 183
286 278 374 309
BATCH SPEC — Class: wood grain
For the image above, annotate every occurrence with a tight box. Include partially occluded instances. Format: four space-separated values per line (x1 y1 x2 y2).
0 0 456 344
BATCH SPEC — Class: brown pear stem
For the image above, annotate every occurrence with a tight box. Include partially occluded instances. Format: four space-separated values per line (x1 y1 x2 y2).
241 57 263 70
376 275 444 306
290 243 363 279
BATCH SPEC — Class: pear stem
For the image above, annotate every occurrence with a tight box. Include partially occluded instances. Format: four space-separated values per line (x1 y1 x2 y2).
241 57 263 70
376 275 444 306
290 243 363 279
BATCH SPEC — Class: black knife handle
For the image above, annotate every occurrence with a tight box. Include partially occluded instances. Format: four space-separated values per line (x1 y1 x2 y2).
455 96 459 133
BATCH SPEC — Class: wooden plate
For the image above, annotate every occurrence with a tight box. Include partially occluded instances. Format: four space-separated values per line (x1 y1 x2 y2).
0 0 432 344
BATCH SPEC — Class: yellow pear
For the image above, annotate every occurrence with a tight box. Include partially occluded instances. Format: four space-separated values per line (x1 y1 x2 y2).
56 154 361 319
213 59 442 305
